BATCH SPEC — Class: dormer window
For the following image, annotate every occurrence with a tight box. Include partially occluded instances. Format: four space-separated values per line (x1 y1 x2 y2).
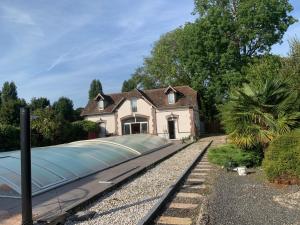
165 85 177 104
168 92 175 104
98 100 104 110
131 97 137 112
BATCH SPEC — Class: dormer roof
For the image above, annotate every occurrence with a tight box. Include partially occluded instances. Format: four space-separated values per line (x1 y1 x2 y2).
94 93 106 101
164 85 178 94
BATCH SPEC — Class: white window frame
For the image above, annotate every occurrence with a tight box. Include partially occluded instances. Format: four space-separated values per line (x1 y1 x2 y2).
123 121 148 135
98 100 104 110
168 92 175 104
131 98 137 112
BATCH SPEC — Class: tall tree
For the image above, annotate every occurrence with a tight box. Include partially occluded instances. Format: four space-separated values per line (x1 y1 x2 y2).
127 0 296 119
194 0 296 57
1 82 18 103
89 79 103 100
30 97 50 111
281 38 300 92
52 97 74 122
0 99 27 126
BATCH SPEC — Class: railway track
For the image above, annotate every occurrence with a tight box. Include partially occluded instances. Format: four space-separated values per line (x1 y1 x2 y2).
138 137 225 225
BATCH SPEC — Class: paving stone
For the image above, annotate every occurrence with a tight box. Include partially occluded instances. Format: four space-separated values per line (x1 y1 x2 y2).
194 168 211 171
182 184 207 189
187 178 205 184
197 165 213 168
190 172 208 176
176 192 203 198
169 203 198 209
157 216 192 225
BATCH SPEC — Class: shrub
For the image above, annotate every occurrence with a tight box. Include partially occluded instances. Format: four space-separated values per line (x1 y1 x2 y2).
0 124 20 151
262 130 300 183
70 120 99 141
208 144 262 168
219 76 300 150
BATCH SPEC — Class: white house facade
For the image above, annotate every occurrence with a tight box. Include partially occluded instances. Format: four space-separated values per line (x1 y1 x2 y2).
81 86 201 140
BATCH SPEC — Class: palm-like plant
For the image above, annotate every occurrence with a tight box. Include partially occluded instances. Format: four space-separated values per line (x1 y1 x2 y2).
220 77 300 150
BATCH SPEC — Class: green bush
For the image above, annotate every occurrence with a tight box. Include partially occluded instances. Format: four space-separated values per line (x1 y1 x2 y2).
72 120 99 133
70 120 99 141
0 124 20 151
208 144 262 168
262 130 300 182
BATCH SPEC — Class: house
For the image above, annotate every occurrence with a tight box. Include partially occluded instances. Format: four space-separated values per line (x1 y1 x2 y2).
81 85 201 140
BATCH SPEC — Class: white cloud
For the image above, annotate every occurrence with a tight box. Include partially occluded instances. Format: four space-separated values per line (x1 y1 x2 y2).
0 5 36 25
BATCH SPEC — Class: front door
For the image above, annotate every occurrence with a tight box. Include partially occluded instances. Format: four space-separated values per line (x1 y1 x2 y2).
99 122 106 137
168 120 176 139
131 123 140 134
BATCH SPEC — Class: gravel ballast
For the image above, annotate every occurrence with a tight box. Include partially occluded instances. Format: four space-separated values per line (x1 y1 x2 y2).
66 140 211 225
206 169 300 225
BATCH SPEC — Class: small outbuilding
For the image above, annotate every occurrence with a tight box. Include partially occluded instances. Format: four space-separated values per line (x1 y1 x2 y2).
81 85 201 140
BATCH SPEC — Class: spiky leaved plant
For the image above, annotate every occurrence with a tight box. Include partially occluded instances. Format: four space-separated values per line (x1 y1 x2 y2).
220 77 300 150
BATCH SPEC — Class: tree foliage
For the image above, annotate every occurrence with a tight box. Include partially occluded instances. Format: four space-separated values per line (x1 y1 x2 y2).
0 99 27 126
31 108 60 145
89 79 103 100
220 76 300 150
30 97 50 111
123 0 296 119
1 82 18 103
281 38 300 92
52 97 74 122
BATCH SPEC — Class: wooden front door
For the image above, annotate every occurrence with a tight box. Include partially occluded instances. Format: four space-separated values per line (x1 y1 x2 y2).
168 120 176 139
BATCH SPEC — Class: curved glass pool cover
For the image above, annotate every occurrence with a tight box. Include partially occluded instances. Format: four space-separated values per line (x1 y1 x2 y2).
0 134 170 198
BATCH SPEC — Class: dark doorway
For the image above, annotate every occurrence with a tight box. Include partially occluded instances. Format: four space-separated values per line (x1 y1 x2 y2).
131 123 140 134
168 120 176 139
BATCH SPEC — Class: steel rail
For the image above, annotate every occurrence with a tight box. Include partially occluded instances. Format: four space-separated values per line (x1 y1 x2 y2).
137 140 213 225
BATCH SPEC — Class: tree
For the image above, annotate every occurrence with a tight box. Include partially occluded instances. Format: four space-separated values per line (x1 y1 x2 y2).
52 97 74 122
89 79 103 100
126 0 296 119
220 76 300 150
31 108 60 145
245 55 282 84
1 82 18 103
0 99 27 126
73 107 84 121
281 38 300 92
30 97 50 111
194 0 296 57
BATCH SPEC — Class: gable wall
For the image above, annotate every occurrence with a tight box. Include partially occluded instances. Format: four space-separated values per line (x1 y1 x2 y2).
84 114 116 135
116 98 154 135
156 108 192 139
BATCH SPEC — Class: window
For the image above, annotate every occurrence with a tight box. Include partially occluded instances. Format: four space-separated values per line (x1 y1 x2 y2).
131 98 137 112
168 92 175 104
98 100 104 109
123 124 131 135
141 123 148 133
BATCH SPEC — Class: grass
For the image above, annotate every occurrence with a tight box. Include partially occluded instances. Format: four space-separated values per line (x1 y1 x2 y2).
208 144 262 168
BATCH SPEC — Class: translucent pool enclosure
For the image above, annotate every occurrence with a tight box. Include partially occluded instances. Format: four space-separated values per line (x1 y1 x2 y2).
0 134 171 198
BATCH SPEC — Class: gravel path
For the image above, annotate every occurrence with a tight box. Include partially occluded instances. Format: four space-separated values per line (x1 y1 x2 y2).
65 140 211 225
207 169 300 225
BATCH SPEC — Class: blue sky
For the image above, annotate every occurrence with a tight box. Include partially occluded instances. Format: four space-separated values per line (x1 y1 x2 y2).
0 0 299 108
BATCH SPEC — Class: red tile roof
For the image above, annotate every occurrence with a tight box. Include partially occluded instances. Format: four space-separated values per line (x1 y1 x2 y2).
81 86 198 116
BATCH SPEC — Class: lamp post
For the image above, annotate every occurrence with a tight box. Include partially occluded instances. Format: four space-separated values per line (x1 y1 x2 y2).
20 107 33 225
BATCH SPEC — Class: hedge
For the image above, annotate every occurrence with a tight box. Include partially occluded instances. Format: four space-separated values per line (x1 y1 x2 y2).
263 130 300 184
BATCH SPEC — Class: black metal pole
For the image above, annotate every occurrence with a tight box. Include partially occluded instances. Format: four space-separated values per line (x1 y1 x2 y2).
20 107 33 225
